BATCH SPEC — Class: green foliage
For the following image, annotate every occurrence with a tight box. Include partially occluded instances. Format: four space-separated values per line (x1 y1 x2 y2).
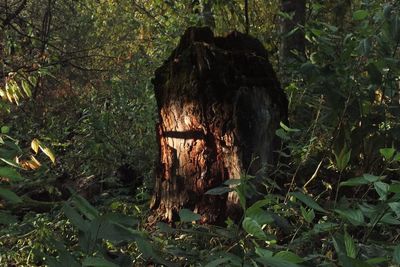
1 0 400 266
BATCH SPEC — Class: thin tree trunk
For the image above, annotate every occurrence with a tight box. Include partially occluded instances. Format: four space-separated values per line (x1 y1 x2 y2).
280 0 306 63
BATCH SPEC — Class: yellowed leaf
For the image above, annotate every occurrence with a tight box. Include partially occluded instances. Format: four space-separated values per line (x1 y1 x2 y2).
31 139 40 153
41 147 56 164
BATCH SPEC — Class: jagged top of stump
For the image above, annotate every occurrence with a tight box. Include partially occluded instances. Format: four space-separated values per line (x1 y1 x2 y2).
153 27 287 115
172 27 269 60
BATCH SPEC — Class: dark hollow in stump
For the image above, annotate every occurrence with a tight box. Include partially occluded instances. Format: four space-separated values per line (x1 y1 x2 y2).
151 27 288 224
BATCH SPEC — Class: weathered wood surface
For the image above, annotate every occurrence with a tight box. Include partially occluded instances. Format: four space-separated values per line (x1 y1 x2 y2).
151 27 287 224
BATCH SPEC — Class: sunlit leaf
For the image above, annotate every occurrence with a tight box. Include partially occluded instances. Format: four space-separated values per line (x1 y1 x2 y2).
379 147 396 161
344 230 357 258
42 147 56 164
31 139 40 153
353 10 369 20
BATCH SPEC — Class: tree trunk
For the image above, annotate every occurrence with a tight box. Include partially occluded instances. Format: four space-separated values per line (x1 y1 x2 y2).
151 27 287 224
280 0 306 63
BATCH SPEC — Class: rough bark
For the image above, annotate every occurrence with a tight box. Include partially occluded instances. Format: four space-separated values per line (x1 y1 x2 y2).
151 27 287 224
280 0 306 63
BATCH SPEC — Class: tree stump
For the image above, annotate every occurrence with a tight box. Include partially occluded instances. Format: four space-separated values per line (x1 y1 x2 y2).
151 27 288 224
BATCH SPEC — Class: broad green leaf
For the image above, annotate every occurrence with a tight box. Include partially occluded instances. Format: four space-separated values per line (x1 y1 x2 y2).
205 186 231 195
388 202 400 217
82 256 119 267
363 174 380 182
179 209 201 222
62 203 89 232
312 222 339 233
0 211 17 225
255 248 273 258
242 217 267 240
0 166 23 181
374 181 390 200
344 230 357 258
335 208 364 226
334 147 351 172
246 207 274 225
379 147 396 161
275 251 304 263
394 244 400 264
353 10 369 20
0 187 22 203
340 177 369 187
389 184 400 193
73 194 99 220
136 237 170 266
204 258 231 267
290 192 327 213
157 222 175 233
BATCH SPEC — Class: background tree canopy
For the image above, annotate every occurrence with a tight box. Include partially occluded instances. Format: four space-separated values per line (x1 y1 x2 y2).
0 0 400 266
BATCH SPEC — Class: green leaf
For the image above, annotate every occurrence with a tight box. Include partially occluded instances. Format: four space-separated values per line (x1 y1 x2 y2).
335 208 364 226
256 256 301 267
290 192 327 213
179 209 201 222
72 194 99 220
340 177 369 187
274 251 304 263
82 256 119 267
0 166 23 181
204 258 231 267
242 217 267 240
21 80 32 98
0 211 17 225
394 244 400 264
62 203 89 232
246 207 274 225
1 126 10 134
0 187 22 203
334 147 351 172
388 202 400 217
379 147 396 161
255 248 273 258
300 206 315 223
280 122 300 132
353 10 369 20
374 181 390 200
205 186 231 195
389 183 400 193
344 230 357 258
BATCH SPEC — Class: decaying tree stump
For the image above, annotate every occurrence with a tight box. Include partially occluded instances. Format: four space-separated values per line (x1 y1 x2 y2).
151 27 288 224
